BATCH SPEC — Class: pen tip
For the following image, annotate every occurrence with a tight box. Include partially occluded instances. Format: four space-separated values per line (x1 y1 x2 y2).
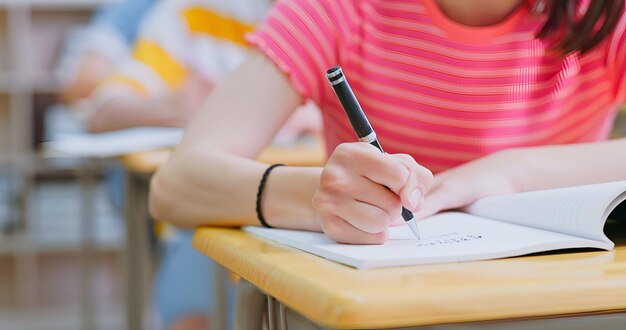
406 219 421 240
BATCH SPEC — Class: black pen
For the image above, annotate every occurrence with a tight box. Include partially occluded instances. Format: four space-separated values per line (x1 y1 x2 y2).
326 65 421 240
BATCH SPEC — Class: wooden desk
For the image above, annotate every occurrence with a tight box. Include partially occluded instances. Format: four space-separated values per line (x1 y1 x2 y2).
119 140 327 174
192 220 626 329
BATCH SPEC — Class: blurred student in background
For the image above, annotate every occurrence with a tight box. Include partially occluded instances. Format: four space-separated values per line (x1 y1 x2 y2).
66 0 320 329
74 0 320 136
84 1 270 329
150 0 626 245
57 0 157 105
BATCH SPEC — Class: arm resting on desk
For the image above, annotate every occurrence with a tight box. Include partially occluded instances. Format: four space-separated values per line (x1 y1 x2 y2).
85 72 212 133
149 51 322 231
86 92 191 133
414 138 626 219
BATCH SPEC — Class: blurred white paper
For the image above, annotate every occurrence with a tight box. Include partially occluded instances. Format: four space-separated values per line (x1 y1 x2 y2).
46 127 184 158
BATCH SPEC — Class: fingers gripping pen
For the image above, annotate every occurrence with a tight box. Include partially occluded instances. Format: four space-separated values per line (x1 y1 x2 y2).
326 66 421 239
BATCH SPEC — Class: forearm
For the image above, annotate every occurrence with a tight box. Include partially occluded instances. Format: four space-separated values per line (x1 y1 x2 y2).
149 51 316 230
515 138 626 192
87 94 185 133
149 145 322 230
59 54 114 105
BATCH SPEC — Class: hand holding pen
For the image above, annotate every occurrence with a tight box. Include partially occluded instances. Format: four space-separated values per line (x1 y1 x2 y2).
310 66 433 244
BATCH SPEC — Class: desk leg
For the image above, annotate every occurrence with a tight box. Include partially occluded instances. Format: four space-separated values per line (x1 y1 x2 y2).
286 302 331 330
212 264 229 330
79 161 96 330
13 158 37 310
267 296 276 330
268 297 289 330
278 302 287 330
270 298 322 330
125 172 149 330
233 279 265 330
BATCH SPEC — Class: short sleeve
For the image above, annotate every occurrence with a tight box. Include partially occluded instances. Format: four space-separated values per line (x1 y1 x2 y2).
246 0 350 104
607 7 626 104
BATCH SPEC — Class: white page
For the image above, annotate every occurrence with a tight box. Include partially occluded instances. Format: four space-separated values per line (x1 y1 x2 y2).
245 212 611 269
45 127 184 158
466 181 626 245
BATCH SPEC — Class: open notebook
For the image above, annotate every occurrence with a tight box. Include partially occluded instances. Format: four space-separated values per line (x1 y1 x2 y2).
245 181 626 269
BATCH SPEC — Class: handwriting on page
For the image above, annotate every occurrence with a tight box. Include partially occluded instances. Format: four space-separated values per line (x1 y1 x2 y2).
414 232 483 247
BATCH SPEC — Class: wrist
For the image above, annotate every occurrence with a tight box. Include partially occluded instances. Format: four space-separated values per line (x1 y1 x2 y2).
499 147 537 194
256 164 286 228
73 87 127 122
261 166 323 231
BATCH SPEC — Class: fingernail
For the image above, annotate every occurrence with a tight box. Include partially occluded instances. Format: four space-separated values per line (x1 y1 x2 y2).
414 196 425 212
409 189 421 209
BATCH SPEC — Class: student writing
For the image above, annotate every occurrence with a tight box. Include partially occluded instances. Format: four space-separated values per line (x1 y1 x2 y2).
150 0 626 245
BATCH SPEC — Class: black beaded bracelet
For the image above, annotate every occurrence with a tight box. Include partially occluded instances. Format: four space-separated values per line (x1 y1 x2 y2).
255 164 286 228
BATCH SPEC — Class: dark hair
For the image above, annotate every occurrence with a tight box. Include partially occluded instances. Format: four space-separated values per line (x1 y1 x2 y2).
537 0 624 54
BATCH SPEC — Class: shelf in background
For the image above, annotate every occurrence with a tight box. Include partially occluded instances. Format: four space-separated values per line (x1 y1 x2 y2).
0 0 114 9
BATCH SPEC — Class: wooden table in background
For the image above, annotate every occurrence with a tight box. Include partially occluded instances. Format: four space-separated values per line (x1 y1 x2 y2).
192 220 626 330
119 140 327 330
120 139 327 174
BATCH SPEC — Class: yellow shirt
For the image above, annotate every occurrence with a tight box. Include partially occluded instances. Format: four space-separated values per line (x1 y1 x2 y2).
97 0 273 96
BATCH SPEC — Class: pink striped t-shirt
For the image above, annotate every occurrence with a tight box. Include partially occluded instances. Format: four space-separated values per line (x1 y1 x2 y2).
247 0 626 173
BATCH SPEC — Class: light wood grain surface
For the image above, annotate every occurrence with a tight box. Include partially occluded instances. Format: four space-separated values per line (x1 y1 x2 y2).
120 138 327 174
192 220 626 329
119 148 172 174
